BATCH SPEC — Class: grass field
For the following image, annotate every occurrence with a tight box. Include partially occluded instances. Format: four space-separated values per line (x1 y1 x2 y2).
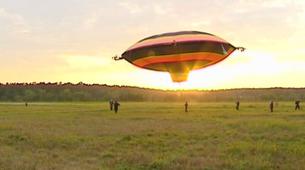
0 102 304 170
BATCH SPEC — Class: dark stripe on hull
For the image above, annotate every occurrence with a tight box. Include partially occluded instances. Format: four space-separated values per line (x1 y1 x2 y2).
123 41 234 62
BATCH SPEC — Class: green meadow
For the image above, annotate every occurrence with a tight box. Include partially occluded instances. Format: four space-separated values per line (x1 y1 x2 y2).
0 102 304 170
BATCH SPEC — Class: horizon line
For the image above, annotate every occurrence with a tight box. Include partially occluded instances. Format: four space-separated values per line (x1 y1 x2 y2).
1 81 305 91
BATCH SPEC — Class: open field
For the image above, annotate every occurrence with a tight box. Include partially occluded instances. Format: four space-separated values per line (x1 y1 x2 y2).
0 102 304 170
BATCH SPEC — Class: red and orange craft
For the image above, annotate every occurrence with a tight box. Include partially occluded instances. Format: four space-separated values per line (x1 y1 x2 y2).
114 31 245 82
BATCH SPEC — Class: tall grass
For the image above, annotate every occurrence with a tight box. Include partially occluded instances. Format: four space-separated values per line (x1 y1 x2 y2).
0 102 304 169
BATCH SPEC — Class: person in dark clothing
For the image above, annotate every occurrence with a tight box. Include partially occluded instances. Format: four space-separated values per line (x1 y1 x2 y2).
295 101 301 110
236 101 240 110
184 101 188 112
109 99 113 111
25 102 28 107
270 101 274 112
114 100 120 113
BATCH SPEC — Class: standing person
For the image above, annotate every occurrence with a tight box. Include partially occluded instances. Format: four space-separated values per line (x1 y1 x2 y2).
109 99 114 111
184 101 188 112
114 100 120 113
270 101 274 112
295 100 301 110
236 101 240 110
25 102 28 107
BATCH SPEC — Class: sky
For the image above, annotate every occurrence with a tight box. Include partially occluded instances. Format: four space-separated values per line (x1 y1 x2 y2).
1 0 305 90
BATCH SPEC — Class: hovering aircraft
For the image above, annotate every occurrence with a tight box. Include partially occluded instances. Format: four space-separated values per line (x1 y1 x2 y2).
114 31 245 82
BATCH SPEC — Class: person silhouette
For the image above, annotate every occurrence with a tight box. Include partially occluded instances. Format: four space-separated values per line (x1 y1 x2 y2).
270 101 274 112
184 101 188 112
295 100 301 110
114 100 120 113
109 99 114 111
236 101 240 110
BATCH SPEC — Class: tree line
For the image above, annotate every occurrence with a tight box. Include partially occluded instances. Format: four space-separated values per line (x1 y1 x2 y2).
0 82 304 102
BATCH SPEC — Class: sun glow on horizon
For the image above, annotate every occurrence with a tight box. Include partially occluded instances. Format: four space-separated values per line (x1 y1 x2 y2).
1 0 305 89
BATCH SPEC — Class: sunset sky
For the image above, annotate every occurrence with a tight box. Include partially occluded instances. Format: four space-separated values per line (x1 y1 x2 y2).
1 0 305 89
